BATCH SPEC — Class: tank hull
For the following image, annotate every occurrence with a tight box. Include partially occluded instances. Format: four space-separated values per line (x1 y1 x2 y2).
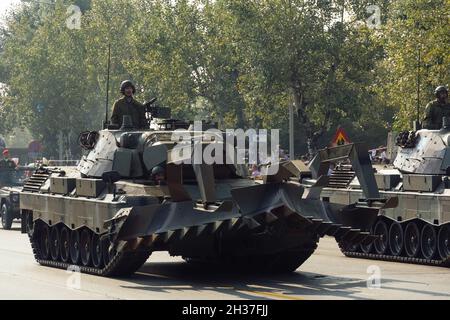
21 175 381 277
319 178 450 267
20 133 385 277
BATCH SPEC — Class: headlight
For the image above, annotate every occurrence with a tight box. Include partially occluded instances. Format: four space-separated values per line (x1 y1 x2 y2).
11 194 19 203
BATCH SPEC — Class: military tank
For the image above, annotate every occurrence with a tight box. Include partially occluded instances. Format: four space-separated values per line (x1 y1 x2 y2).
307 120 450 267
20 105 393 277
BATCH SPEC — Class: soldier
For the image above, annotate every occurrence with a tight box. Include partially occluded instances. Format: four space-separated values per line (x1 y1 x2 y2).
110 80 147 129
0 150 16 188
422 86 450 130
3 149 16 169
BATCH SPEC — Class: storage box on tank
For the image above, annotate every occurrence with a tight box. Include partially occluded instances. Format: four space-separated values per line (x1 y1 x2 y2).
50 177 76 195
375 173 401 190
76 178 106 198
402 174 442 192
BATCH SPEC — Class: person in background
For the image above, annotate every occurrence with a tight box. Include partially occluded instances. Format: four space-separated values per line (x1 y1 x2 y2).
250 164 261 179
0 149 16 169
380 148 389 164
371 149 377 161
327 163 335 176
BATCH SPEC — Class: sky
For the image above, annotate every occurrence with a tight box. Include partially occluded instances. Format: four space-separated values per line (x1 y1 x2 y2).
0 0 21 22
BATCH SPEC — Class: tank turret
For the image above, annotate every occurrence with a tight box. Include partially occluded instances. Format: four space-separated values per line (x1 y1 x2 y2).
394 117 450 175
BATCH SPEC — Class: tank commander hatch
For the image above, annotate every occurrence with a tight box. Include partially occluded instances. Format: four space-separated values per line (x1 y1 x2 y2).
422 86 450 130
111 80 147 129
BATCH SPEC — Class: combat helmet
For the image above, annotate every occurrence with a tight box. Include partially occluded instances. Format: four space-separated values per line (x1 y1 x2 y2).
120 80 136 94
435 85 448 96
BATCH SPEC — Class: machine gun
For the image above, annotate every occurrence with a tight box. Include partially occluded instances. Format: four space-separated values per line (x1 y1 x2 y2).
143 98 171 121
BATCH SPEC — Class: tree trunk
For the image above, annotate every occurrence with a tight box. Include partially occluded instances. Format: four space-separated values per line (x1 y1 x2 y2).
231 69 246 129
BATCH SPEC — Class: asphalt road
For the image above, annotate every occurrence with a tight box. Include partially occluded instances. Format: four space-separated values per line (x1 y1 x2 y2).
1 222 449 300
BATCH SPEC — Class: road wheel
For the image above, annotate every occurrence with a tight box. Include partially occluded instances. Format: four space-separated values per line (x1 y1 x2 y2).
69 229 81 264
91 233 103 269
360 228 374 254
421 224 437 260
360 240 373 254
389 223 404 256
39 223 51 260
438 225 450 260
80 229 92 267
60 227 70 263
340 241 360 253
373 220 389 255
1 203 13 230
404 222 421 258
49 226 61 261
101 236 114 266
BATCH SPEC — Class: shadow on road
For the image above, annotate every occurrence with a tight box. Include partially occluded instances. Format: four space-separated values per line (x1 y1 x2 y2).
118 260 450 300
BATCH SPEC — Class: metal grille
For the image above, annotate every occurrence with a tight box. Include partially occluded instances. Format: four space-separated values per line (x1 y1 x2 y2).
22 169 51 193
328 164 355 188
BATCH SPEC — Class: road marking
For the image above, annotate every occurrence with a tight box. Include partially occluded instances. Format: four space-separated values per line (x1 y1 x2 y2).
135 272 172 279
239 290 305 300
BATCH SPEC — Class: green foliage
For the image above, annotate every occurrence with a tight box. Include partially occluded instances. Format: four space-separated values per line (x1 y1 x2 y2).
0 0 447 158
376 0 450 131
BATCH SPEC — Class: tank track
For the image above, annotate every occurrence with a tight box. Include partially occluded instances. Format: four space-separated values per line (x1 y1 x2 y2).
339 218 450 268
27 207 376 276
184 240 318 273
227 243 319 273
339 248 450 267
28 230 151 277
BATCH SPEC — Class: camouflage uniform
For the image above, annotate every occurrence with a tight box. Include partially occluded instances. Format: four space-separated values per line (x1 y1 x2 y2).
111 97 146 129
422 100 450 130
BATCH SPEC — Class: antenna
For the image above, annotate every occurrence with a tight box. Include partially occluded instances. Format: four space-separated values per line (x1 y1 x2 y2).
416 46 421 123
104 44 111 128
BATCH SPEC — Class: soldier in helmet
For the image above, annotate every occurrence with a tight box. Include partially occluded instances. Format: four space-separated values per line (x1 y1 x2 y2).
111 80 147 129
422 86 450 130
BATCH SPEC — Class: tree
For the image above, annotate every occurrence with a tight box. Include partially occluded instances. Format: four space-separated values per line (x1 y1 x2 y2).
376 0 450 130
1 0 430 159
221 0 389 153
